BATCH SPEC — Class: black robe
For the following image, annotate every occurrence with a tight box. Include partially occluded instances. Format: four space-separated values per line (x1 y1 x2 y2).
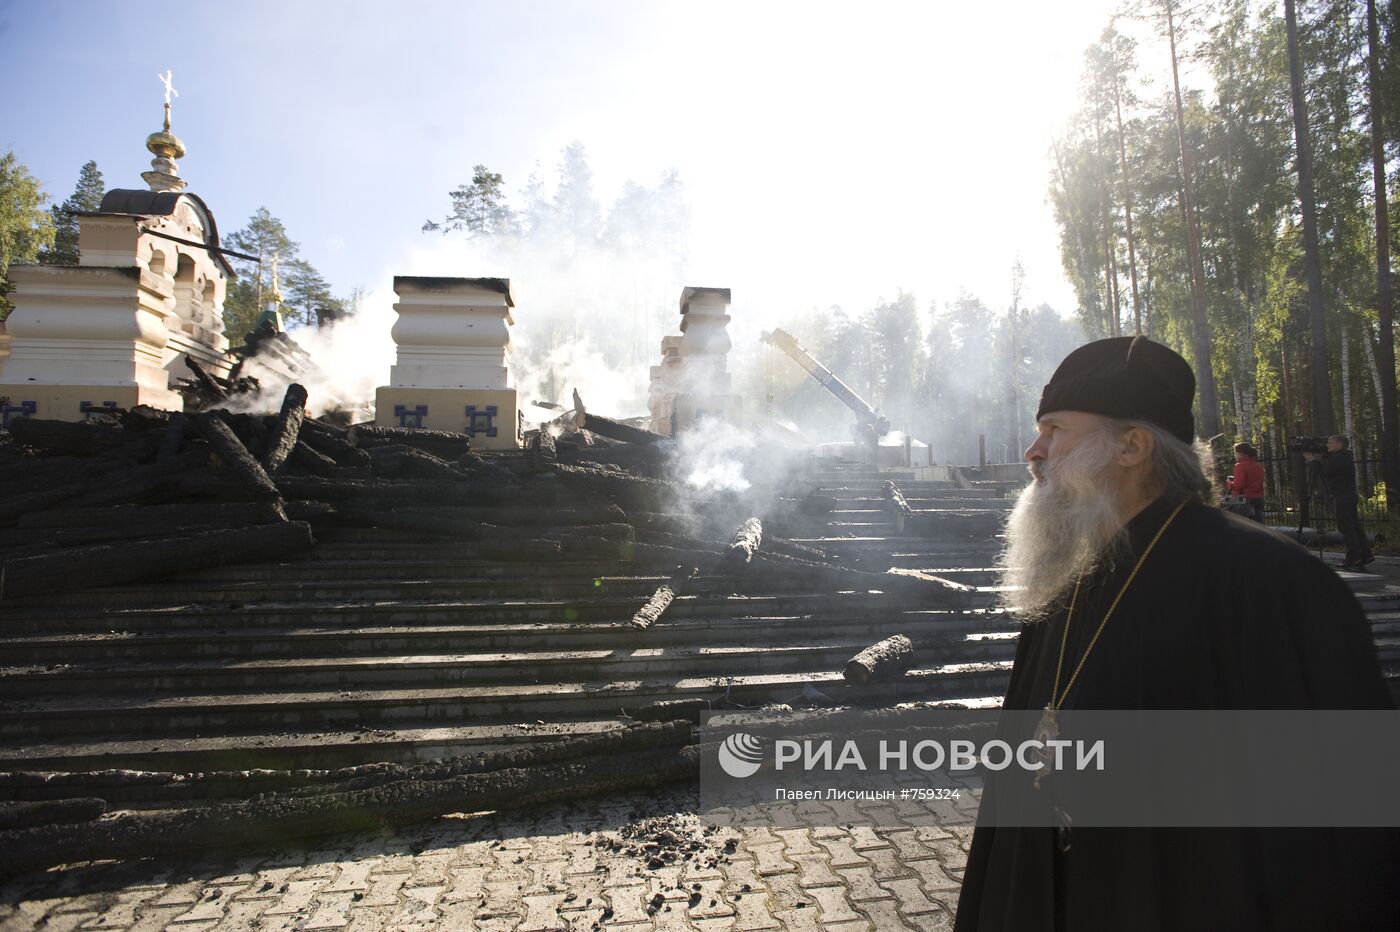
954 496 1400 932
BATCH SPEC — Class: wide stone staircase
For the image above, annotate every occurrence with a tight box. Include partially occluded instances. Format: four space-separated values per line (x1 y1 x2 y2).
2 458 1396 779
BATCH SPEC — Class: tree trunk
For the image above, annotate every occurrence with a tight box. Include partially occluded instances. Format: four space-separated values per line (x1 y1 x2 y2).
1367 0 1399 510
1166 0 1222 437
1112 72 1144 335
1285 0 1334 435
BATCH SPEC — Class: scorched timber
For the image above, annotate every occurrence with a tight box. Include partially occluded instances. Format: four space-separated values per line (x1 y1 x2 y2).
346 424 472 458
394 503 626 527
272 477 561 508
332 507 621 545
0 722 693 804
576 411 669 446
260 383 308 475
843 634 915 684
724 518 763 568
299 420 372 467
7 417 150 458
363 445 467 482
289 440 339 476
17 502 275 530
630 565 699 629
0 521 315 600
550 463 677 511
192 413 286 521
0 744 699 879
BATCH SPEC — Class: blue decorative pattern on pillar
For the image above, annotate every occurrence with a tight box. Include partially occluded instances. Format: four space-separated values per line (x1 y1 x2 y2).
465 405 498 437
0 400 36 427
393 404 428 428
80 401 119 419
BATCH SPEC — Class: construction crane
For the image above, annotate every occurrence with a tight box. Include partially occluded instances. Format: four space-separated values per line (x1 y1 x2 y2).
761 327 889 459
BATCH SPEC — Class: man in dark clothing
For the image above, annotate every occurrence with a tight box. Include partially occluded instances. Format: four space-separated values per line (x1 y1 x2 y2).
954 337 1400 932
1310 435 1374 568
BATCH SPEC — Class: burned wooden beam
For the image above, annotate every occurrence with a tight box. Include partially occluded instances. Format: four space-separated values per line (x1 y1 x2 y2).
346 423 472 458
0 798 107 832
7 418 136 458
577 411 669 447
0 521 315 600
192 413 286 522
183 356 228 401
18 502 273 530
261 383 308 475
155 412 187 463
364 445 466 482
300 420 373 467
395 503 625 527
550 463 677 511
630 565 699 629
0 738 697 878
289 439 339 476
273 476 554 508
526 428 557 473
843 634 915 684
66 447 210 509
724 518 764 568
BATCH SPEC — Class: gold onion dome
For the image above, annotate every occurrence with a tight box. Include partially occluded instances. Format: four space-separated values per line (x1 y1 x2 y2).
146 128 185 160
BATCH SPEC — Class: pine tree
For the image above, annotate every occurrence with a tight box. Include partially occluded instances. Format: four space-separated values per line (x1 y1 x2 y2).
38 161 104 266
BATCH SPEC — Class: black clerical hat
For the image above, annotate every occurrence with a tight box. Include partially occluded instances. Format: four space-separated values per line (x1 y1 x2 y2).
1035 336 1196 443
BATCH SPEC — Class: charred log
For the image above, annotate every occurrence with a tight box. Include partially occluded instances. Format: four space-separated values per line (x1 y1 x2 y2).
192 413 286 522
629 699 711 724
724 518 764 568
843 635 915 684
630 565 699 629
155 412 188 463
289 440 339 476
526 429 557 473
0 521 315 600
0 744 698 879
550 463 676 511
0 798 107 831
183 356 229 402
365 446 467 482
7 418 139 458
577 411 669 447
346 424 472 458
19 502 273 529
261 383 308 475
300 421 373 467
393 504 625 527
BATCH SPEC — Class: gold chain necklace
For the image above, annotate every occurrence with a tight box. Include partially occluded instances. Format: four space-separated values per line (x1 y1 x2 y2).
1031 499 1187 789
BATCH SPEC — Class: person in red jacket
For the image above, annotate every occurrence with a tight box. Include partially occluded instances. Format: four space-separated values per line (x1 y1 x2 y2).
1227 442 1266 522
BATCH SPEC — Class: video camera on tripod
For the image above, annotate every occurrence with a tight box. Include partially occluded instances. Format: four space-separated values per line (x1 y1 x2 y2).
1287 436 1331 455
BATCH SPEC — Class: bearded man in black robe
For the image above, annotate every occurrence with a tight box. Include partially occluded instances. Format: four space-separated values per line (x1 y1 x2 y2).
953 336 1400 932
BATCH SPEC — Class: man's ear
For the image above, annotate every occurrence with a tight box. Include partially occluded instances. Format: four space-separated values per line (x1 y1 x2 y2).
1117 426 1155 467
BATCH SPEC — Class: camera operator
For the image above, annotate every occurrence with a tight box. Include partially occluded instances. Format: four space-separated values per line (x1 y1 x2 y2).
1303 434 1374 569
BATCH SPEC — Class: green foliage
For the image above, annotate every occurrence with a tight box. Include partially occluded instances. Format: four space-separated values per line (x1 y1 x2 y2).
222 207 346 342
1050 0 1400 464
0 150 54 319
38 160 103 267
423 164 516 236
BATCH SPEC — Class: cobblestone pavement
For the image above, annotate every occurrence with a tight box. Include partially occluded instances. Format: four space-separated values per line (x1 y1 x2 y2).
0 783 980 931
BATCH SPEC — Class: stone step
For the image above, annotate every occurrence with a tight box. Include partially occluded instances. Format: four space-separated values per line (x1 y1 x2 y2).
0 635 1019 697
0 590 979 635
0 609 1015 664
0 664 1017 743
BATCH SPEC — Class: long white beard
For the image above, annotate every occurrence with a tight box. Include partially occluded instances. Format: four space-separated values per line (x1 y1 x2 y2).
999 428 1130 622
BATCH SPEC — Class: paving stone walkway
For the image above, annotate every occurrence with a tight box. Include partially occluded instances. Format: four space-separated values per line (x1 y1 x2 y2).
0 784 979 931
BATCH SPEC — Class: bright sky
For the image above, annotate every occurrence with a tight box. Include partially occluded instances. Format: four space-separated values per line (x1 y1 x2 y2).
3 0 1133 328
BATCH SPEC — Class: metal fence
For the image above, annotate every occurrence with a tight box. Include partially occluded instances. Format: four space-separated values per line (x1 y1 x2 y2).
1249 454 1395 540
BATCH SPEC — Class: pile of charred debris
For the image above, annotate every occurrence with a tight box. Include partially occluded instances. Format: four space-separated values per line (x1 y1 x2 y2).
0 383 980 878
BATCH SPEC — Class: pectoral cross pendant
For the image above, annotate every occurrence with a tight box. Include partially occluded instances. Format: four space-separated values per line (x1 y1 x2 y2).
1032 704 1058 790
